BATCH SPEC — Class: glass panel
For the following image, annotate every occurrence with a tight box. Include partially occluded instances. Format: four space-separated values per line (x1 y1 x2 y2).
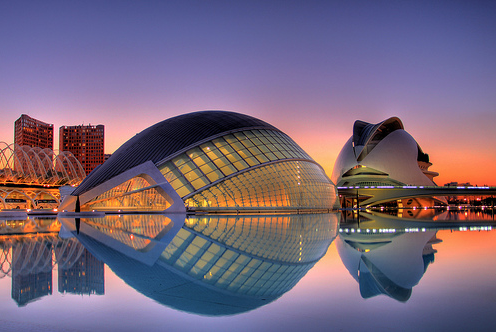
159 162 174 175
172 155 188 167
281 150 294 159
191 176 209 190
184 168 202 182
213 156 229 168
199 161 216 174
212 137 229 148
255 154 269 163
206 170 223 182
249 137 264 146
176 185 193 197
233 160 249 171
223 134 237 144
207 243 223 256
247 146 262 156
245 156 260 167
237 148 252 159
265 152 277 161
230 141 244 151
265 144 278 152
218 144 235 156
257 144 270 154
187 147 203 159
191 236 208 249
192 155 209 167
244 130 257 139
177 161 195 174
220 164 237 176
258 136 271 145
240 138 254 148
266 136 279 145
170 177 188 188
234 131 248 141
226 152 242 163
206 148 224 161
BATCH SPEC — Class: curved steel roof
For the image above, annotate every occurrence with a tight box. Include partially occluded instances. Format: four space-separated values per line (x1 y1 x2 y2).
352 117 404 161
352 117 404 148
72 111 279 196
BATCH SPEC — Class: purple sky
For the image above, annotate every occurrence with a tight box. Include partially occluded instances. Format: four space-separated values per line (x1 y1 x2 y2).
1 0 495 185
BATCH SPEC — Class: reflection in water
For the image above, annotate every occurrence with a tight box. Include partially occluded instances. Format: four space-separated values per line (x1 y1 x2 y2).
60 213 339 316
56 239 104 296
337 210 494 302
11 234 55 306
337 228 440 302
0 217 104 306
373 207 496 221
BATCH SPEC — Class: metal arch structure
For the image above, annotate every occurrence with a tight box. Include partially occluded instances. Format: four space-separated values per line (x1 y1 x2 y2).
0 142 86 186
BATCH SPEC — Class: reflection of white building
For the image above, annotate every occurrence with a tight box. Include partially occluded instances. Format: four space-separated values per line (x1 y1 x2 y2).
336 230 441 302
331 117 442 207
61 111 339 213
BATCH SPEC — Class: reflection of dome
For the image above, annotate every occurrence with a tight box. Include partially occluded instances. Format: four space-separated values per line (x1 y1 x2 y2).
61 111 338 213
331 117 439 188
61 213 338 316
336 229 440 302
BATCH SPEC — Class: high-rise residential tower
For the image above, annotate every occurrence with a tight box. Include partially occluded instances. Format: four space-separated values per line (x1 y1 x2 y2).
59 124 104 175
14 114 54 149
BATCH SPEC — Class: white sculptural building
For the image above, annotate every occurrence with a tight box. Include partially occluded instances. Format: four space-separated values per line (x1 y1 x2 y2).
331 117 442 208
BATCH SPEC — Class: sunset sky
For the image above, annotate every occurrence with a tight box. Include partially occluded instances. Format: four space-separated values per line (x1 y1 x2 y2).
1 1 495 185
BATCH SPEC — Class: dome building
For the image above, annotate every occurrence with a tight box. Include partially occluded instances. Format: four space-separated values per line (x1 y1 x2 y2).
331 117 441 208
61 111 339 213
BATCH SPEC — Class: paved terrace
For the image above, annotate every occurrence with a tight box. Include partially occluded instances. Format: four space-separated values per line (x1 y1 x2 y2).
337 185 496 207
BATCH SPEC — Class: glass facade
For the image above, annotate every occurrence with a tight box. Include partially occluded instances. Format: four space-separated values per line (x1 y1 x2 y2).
159 214 338 297
156 129 336 211
84 177 170 211
186 161 335 210
78 215 175 250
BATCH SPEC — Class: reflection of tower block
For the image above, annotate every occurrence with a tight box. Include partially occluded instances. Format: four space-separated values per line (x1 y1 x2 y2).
11 241 53 307
57 243 104 296
12 270 52 306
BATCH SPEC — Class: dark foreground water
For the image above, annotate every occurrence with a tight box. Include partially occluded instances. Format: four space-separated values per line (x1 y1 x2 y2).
0 209 495 331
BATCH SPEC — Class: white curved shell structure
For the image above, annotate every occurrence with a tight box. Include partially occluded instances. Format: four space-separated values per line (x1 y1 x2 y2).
331 117 439 188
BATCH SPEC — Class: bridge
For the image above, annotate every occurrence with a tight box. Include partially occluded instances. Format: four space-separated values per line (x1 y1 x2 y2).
337 185 496 207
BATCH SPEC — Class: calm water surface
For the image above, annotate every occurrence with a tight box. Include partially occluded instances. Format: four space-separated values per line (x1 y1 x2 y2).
1 210 495 331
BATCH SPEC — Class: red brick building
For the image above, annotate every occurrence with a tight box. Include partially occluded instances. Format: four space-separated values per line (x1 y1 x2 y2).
59 124 104 175
14 114 54 149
